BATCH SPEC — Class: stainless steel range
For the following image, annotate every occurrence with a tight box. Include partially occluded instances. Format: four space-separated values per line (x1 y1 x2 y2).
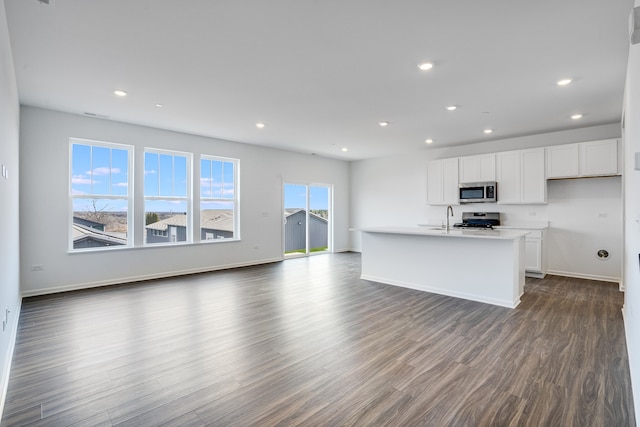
453 212 501 229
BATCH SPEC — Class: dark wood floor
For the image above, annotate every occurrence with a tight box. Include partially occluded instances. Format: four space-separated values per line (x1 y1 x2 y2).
1 253 635 426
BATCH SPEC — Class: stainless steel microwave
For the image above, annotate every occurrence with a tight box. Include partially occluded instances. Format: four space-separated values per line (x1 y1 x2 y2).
459 182 497 203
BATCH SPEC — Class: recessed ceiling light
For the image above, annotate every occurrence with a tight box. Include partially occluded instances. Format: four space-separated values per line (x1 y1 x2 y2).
114 90 127 97
425 139 433 144
256 122 265 128
446 106 457 111
484 129 493 134
571 114 583 120
418 62 433 71
378 121 389 127
155 103 163 108
557 78 572 86
341 147 348 152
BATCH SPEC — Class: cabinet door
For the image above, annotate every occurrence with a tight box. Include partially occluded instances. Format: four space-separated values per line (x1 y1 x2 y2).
524 237 542 272
580 139 618 176
427 159 459 205
458 156 478 184
496 151 521 204
546 144 579 178
521 148 546 204
427 160 444 204
459 154 496 183
477 154 496 182
442 158 460 205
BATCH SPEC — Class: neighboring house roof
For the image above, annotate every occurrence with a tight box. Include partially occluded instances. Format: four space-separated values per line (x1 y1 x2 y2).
146 214 186 231
72 224 127 246
73 216 105 229
146 210 234 232
201 209 234 232
284 209 328 223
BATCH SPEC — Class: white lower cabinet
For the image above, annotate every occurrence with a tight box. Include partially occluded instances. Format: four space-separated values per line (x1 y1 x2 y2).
523 229 546 278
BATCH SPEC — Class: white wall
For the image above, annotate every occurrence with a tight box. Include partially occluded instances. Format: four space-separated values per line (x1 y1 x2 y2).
350 123 623 281
0 1 21 415
19 106 350 296
623 0 640 418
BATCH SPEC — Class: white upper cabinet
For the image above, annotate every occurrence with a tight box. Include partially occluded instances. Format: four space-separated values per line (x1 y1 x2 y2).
496 151 521 204
546 139 619 179
580 139 619 177
427 158 459 205
546 144 579 178
458 154 496 183
496 148 546 204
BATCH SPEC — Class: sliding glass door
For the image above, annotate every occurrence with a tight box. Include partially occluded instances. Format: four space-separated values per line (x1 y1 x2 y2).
284 183 331 256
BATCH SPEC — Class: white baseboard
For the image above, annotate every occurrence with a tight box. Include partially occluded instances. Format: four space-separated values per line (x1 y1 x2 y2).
545 269 621 285
622 306 639 424
0 298 22 422
21 257 284 298
360 274 520 309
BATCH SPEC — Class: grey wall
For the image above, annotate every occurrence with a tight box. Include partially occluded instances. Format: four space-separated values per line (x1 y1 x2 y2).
350 123 623 282
623 0 640 418
19 106 350 296
0 1 21 414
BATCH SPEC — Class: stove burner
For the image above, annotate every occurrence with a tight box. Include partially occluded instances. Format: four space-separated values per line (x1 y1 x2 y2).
453 223 494 229
455 212 501 230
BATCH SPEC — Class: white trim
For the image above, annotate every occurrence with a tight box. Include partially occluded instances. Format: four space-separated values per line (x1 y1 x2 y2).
360 274 520 309
20 258 284 298
0 299 21 422
622 307 638 423
143 149 193 245
69 138 134 251
545 269 621 284
199 155 240 241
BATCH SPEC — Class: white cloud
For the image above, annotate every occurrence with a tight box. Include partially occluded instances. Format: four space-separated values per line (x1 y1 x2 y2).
72 175 94 185
113 182 128 187
145 169 157 175
91 167 121 176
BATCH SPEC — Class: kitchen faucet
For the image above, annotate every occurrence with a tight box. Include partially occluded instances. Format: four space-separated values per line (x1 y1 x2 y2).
446 205 454 232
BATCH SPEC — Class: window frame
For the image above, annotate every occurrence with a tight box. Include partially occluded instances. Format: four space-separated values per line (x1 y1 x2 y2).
199 155 240 243
143 148 193 246
68 138 134 252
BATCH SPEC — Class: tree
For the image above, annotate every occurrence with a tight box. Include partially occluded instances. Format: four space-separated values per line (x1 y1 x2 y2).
85 200 109 224
146 212 159 225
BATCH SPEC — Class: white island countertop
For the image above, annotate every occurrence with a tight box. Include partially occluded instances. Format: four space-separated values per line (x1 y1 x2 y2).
357 226 526 308
358 226 528 240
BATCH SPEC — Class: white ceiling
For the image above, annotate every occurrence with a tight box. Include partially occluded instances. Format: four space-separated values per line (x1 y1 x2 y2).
4 0 635 160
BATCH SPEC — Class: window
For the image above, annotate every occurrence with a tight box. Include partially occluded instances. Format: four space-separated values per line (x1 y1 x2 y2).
70 139 132 250
144 149 191 245
200 156 239 241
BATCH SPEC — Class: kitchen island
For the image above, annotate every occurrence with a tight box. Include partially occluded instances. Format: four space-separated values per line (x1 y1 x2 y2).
358 226 527 308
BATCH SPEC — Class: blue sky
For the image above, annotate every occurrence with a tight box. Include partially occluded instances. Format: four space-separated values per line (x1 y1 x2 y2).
72 144 328 215
72 144 236 213
284 184 329 210
71 144 129 213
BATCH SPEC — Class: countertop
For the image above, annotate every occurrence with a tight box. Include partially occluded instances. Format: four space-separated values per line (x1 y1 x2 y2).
356 226 528 240
495 221 549 230
418 222 550 231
